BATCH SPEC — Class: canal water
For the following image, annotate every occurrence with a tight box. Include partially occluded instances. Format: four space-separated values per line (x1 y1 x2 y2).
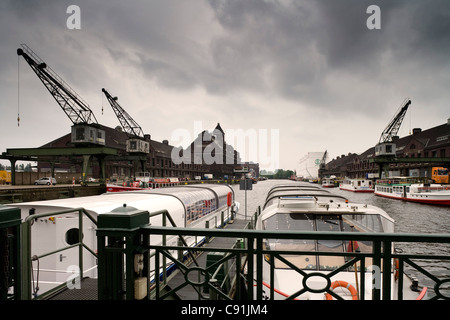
231 179 450 298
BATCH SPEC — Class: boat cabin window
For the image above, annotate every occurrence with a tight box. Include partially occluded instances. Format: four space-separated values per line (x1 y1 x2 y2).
65 228 82 245
263 213 388 271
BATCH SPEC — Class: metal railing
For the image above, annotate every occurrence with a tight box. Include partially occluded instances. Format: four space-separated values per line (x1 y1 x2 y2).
21 207 97 300
96 210 450 300
145 227 450 300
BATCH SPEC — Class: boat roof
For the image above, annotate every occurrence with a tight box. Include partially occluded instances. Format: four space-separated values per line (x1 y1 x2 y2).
263 183 347 209
10 184 234 219
261 184 394 225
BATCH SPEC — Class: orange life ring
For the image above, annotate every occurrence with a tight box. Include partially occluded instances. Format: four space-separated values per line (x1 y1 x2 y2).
325 280 358 300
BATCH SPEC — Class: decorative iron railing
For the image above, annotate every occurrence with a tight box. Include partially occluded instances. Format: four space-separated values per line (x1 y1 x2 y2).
96 209 450 300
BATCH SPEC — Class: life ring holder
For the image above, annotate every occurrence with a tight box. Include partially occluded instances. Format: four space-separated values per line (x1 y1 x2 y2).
325 280 358 300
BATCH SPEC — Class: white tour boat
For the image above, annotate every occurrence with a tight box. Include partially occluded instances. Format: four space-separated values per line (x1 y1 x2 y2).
8 184 238 296
375 179 450 206
107 177 182 192
256 183 427 300
339 177 374 193
106 180 151 192
321 177 336 188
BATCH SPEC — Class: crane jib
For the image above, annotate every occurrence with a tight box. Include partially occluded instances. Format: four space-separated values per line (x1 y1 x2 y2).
379 99 411 144
17 44 98 125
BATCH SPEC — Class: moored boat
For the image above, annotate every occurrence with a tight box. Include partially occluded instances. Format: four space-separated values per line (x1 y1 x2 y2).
339 177 374 193
8 184 238 296
107 177 181 192
106 181 151 192
321 177 336 188
255 182 426 300
375 179 450 206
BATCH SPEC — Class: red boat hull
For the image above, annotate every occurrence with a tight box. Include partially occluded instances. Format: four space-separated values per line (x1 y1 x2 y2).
106 185 148 192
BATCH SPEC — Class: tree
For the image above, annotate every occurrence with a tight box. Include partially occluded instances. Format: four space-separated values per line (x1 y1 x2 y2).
273 169 295 179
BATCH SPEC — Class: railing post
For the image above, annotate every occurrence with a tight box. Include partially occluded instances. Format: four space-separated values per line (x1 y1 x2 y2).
247 236 254 300
382 241 392 300
205 220 210 243
256 237 263 299
96 205 149 300
372 240 382 300
0 205 22 300
21 215 32 300
78 209 83 282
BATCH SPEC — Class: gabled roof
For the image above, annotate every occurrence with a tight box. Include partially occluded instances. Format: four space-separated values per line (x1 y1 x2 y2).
214 123 225 135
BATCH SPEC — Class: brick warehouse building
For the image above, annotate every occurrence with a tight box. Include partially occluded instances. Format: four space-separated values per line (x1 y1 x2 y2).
36 123 243 182
320 118 450 180
183 123 241 179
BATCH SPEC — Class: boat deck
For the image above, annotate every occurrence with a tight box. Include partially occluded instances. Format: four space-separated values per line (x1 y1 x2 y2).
164 218 249 300
46 218 249 300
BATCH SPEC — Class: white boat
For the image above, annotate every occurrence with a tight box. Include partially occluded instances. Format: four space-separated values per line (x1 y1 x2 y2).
107 177 182 192
321 177 336 188
375 179 450 206
106 181 151 192
8 184 238 297
256 183 427 300
340 177 374 193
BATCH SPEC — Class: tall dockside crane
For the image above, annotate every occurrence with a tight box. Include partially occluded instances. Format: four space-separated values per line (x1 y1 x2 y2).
17 44 105 145
102 88 149 154
374 98 411 179
375 98 411 157
317 150 328 180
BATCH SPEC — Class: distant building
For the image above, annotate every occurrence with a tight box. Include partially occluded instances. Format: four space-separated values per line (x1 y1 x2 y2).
184 123 242 179
321 119 450 179
234 162 260 178
297 152 326 179
37 122 247 181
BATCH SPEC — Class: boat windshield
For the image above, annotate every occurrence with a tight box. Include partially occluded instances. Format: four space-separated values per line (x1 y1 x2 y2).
263 212 389 271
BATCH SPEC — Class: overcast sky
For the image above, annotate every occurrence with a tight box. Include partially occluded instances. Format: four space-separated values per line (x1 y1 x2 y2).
1 0 449 172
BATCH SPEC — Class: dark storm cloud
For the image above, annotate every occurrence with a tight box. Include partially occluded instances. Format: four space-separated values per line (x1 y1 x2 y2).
203 0 450 115
1 0 449 169
206 0 321 95
3 0 450 103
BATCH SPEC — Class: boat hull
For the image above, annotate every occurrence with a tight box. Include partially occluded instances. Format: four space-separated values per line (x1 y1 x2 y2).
106 184 149 192
339 186 374 193
375 183 450 206
375 191 450 206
